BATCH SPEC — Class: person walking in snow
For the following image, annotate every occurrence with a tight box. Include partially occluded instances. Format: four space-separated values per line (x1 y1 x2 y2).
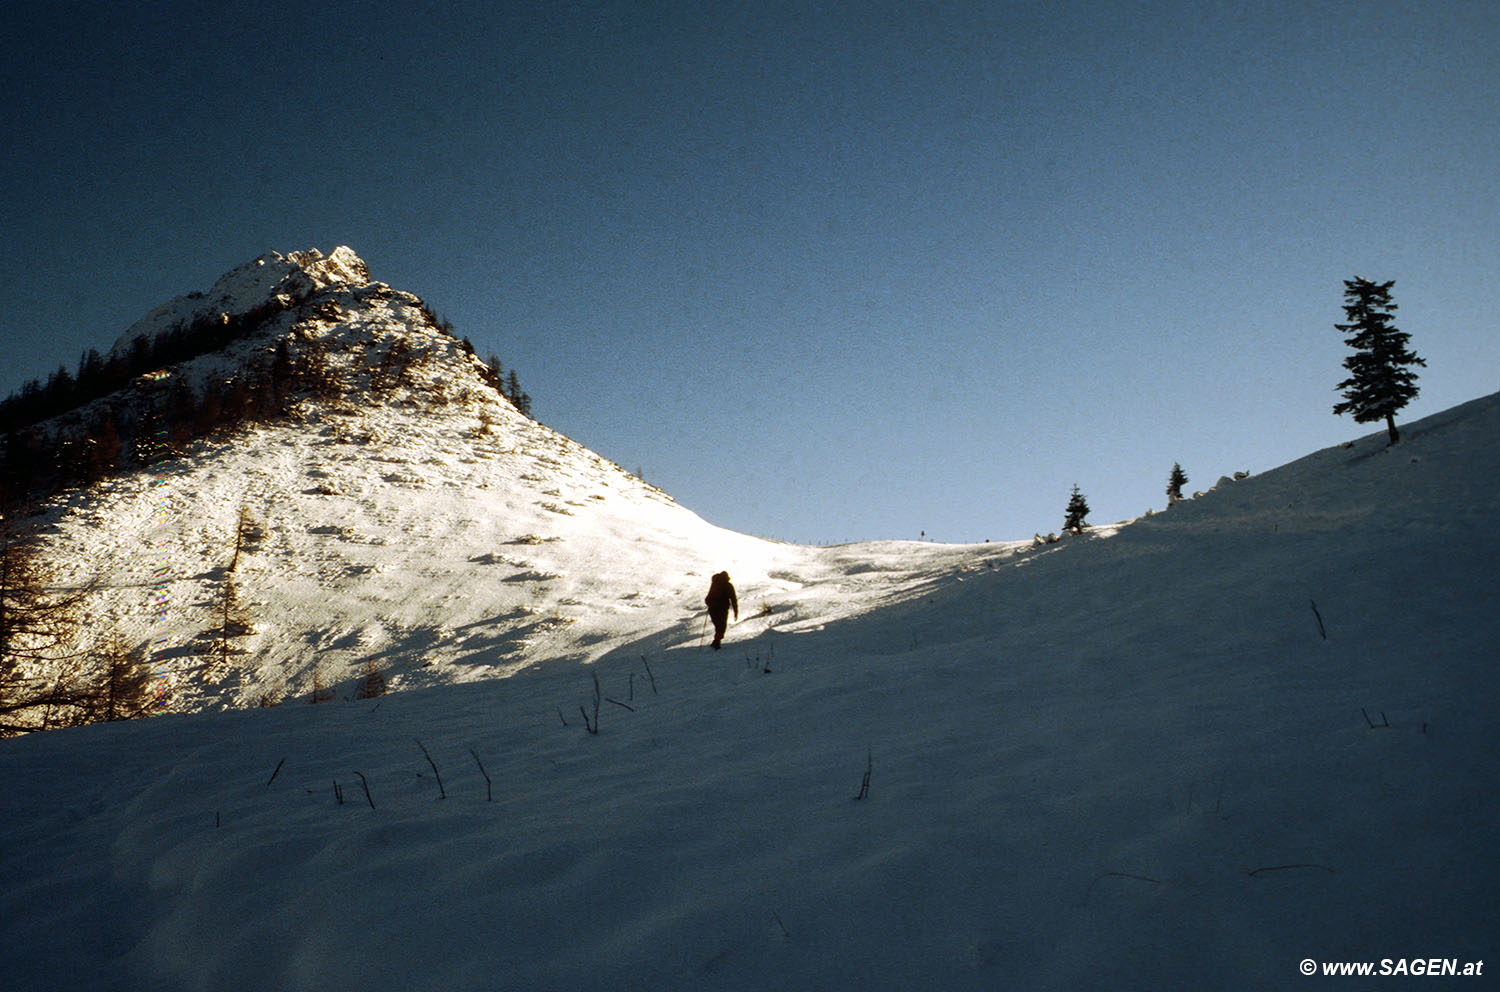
704 571 738 650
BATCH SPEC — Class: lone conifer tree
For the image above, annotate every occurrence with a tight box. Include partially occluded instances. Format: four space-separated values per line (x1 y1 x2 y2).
1333 277 1424 444
1063 484 1090 534
1166 463 1188 505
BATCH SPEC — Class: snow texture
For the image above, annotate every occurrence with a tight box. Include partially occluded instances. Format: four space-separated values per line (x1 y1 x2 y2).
1 249 1496 990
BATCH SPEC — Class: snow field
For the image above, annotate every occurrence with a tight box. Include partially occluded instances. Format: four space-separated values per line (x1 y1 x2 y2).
3 392 1498 990
3 246 1495 989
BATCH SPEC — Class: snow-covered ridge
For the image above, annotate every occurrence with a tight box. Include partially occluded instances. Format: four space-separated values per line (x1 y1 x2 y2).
109 246 372 356
35 246 820 712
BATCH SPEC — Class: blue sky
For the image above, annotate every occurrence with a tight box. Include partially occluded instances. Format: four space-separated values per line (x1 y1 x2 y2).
3 0 1496 544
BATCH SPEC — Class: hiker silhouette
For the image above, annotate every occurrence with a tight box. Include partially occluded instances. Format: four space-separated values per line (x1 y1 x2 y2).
704 571 738 649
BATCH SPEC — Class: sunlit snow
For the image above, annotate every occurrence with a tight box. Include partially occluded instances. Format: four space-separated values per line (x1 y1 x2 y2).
2 249 1494 990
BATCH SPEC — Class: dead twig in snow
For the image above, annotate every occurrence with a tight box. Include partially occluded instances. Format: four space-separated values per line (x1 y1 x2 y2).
852 747 872 801
1309 599 1327 639
355 771 376 809
415 739 446 799
470 749 493 802
1247 864 1335 877
580 671 601 734
771 911 792 941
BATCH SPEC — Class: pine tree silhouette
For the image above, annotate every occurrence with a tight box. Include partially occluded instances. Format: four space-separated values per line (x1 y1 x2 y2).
1064 484 1091 534
1167 463 1188 504
1333 277 1425 445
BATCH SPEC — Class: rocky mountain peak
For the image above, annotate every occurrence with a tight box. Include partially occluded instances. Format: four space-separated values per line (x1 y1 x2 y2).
110 246 374 357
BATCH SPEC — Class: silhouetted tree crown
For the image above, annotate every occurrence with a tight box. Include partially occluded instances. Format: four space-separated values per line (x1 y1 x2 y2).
1064 484 1090 534
1167 463 1188 504
1333 277 1425 445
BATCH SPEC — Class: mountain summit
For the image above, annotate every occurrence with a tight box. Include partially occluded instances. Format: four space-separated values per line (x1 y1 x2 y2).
109 246 373 358
15 247 982 723
17 247 864 716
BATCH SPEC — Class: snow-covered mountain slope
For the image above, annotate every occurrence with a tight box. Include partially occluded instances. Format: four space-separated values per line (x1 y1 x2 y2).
108 246 371 357
3 383 1496 990
30 247 1005 713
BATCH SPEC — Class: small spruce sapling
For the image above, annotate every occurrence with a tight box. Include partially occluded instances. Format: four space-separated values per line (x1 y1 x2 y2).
1166 463 1188 505
1063 484 1091 534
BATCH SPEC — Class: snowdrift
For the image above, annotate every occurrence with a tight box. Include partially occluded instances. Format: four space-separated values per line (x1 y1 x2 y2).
3 388 1497 990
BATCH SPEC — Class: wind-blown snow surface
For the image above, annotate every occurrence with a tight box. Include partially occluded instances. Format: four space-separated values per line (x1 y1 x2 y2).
4 391 1499 990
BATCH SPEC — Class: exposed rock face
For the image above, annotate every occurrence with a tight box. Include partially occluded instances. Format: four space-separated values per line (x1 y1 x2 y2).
286 246 370 287
110 246 374 357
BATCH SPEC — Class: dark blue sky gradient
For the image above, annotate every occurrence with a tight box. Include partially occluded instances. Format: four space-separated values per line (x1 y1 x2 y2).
3 1 1497 542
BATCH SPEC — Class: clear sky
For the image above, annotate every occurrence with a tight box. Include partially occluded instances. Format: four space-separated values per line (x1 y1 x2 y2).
3 0 1496 544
